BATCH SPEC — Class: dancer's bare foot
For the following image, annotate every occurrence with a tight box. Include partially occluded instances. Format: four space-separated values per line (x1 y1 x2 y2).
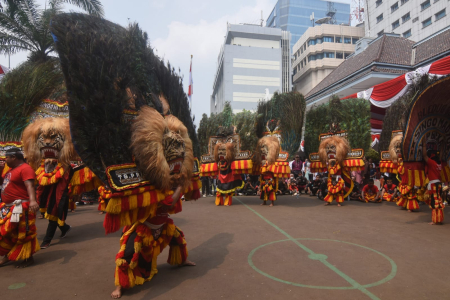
38 215 44 219
16 257 34 268
269 203 274 207
179 259 196 267
0 256 10 267
111 286 122 299
337 203 342 207
260 202 266 206
408 210 413 212
428 222 436 225
99 211 105 215
324 202 330 206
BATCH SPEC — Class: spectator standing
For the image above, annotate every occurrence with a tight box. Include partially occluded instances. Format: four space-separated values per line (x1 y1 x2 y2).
291 155 303 178
201 176 210 197
352 170 363 189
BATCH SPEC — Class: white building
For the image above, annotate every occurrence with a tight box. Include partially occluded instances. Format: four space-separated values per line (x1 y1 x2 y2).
211 24 291 114
364 0 449 41
292 24 365 96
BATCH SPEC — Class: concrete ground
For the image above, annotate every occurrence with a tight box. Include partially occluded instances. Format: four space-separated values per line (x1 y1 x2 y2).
2 194 450 300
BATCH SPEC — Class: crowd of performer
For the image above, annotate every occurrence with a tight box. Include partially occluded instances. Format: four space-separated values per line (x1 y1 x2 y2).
200 154 449 210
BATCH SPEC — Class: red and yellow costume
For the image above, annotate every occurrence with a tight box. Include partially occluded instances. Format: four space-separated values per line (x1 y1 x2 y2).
324 177 345 203
258 162 290 202
201 160 252 206
382 184 397 202
0 163 40 261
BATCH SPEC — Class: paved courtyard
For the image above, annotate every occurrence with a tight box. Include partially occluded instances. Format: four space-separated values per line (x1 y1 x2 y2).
2 195 450 300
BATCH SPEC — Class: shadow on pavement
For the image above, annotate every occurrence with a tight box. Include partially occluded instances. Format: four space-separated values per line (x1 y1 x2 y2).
34 249 78 266
123 232 234 299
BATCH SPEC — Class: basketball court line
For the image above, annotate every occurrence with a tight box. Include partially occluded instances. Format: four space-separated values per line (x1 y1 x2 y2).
234 197 382 300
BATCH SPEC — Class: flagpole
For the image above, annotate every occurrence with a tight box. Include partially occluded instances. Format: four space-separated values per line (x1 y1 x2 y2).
188 55 193 111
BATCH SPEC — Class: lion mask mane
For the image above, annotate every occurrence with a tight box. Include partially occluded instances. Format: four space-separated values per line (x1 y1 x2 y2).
253 136 280 167
214 142 235 165
388 134 403 163
22 117 78 171
318 136 350 166
130 106 193 192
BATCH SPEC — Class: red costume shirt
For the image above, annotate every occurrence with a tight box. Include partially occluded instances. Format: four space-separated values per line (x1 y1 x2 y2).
384 184 396 193
363 185 379 195
1 163 35 204
426 159 442 181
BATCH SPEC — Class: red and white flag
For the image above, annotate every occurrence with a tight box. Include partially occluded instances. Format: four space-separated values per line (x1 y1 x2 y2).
0 64 9 81
188 55 193 109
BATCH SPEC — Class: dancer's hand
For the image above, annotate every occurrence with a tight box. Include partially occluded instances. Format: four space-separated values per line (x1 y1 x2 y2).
29 200 39 213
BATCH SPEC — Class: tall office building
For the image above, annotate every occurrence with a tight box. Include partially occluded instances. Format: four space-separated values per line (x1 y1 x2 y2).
364 0 448 42
292 24 365 96
266 0 351 50
211 24 291 114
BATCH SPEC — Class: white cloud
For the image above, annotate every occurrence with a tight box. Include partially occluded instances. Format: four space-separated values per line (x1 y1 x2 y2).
152 0 273 125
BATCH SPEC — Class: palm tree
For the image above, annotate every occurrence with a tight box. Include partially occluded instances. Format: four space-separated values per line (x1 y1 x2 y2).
0 0 103 63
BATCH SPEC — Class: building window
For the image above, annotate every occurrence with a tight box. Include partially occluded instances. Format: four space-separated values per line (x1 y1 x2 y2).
308 55 316 62
300 61 303 68
352 37 359 44
402 12 410 22
300 48 303 54
377 30 384 36
435 9 446 21
335 36 342 43
391 2 399 12
324 52 335 58
403 29 411 38
344 37 351 44
304 44 306 50
308 39 316 46
422 17 432 28
376 14 383 23
336 52 343 59
420 0 430 10
401 0 409 4
316 53 324 60
316 38 323 44
376 0 382 7
392 20 400 29
323 36 334 43
344 53 351 59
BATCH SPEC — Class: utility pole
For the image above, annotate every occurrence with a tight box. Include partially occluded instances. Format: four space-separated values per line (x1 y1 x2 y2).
261 10 263 26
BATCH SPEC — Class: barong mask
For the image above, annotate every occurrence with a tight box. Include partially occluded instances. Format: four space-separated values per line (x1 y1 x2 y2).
22 117 78 172
131 107 193 191
253 136 280 167
388 135 403 163
318 136 350 167
214 142 235 168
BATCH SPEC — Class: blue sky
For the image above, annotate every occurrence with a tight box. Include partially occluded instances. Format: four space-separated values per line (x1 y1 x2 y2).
2 0 352 126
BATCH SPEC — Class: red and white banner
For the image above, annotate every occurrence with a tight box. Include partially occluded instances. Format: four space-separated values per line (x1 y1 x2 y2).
340 55 450 146
188 55 193 109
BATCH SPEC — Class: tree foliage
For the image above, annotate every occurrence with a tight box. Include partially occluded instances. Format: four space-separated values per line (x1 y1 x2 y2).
304 96 371 156
197 102 257 155
0 0 104 63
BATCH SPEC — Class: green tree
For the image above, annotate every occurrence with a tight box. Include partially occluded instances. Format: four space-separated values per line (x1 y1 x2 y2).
304 96 371 155
0 0 103 63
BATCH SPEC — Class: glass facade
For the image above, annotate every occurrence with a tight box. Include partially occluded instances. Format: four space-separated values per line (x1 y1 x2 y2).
266 0 350 50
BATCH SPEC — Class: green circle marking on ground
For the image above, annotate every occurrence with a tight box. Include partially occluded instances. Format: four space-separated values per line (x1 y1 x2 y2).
8 283 26 290
248 238 397 290
308 253 328 261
